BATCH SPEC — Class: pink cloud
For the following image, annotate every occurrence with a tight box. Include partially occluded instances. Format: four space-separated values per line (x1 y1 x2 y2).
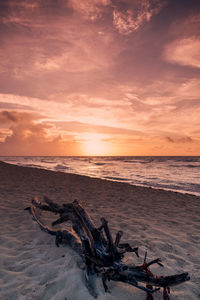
164 37 200 68
0 110 41 124
113 0 167 35
69 0 111 20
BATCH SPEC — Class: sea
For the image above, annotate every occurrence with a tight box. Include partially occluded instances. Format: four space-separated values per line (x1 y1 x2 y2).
1 156 200 196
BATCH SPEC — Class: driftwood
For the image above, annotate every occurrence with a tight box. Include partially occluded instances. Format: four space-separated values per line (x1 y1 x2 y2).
25 197 190 299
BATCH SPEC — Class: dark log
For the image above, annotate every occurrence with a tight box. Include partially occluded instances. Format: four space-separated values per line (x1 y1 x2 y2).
26 197 190 299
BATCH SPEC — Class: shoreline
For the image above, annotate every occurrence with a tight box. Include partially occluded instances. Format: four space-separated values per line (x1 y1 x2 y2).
0 161 199 299
1 159 200 197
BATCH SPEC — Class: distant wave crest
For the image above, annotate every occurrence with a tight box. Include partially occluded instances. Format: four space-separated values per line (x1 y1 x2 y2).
54 164 70 170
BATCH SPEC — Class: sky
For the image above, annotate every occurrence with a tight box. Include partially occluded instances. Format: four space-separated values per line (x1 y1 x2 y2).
0 0 200 156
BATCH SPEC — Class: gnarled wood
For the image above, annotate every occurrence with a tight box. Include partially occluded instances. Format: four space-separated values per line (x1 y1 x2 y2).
26 197 190 299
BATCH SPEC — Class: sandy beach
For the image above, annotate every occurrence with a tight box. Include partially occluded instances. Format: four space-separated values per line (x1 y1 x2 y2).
0 161 199 300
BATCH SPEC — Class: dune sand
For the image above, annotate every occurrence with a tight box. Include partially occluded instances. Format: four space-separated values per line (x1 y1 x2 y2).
0 161 199 300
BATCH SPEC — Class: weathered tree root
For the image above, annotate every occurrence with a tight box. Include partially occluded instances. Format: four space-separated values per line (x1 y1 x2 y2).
25 197 190 299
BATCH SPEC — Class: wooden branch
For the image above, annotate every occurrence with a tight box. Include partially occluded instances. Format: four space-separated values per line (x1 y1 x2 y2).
114 230 123 247
26 202 83 255
26 197 190 299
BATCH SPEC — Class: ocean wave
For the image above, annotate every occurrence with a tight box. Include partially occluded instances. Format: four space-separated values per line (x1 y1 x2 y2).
185 164 200 168
54 164 70 170
41 159 56 164
22 163 43 168
104 176 129 181
170 164 200 168
124 160 141 163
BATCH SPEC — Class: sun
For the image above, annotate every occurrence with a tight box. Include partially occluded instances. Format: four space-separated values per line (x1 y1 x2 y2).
82 134 110 156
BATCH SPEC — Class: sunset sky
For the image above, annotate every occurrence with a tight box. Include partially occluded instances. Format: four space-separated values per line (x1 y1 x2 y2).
0 0 200 156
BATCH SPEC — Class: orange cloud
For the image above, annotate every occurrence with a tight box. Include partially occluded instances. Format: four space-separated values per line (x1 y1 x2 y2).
0 111 79 156
165 136 193 144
